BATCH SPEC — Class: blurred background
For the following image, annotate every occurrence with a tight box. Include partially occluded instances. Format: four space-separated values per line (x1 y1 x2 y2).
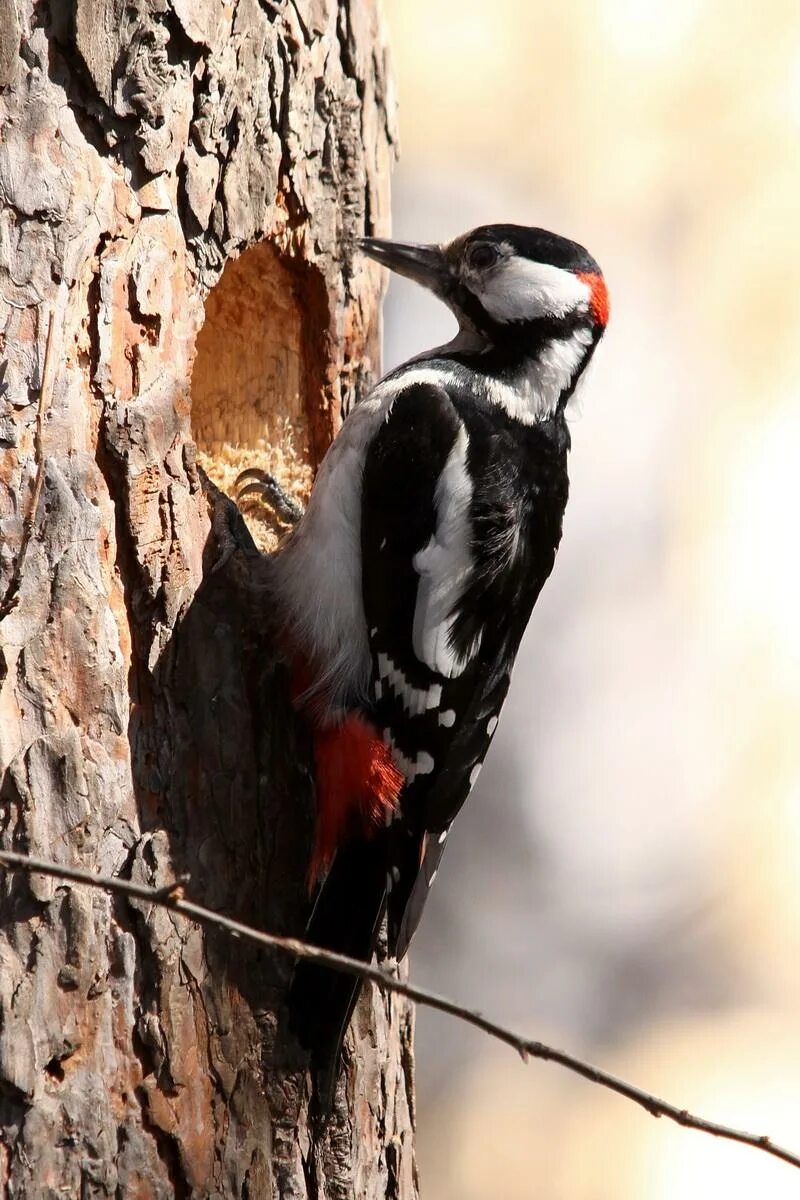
379 2 800 1196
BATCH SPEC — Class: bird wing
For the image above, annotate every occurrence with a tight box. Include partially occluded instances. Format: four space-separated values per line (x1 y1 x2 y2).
361 380 524 956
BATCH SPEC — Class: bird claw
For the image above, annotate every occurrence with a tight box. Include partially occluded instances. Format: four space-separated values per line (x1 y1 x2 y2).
210 498 242 574
199 466 259 574
234 468 304 525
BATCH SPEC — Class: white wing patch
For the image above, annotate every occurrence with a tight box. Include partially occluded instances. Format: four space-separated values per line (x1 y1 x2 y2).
412 422 479 678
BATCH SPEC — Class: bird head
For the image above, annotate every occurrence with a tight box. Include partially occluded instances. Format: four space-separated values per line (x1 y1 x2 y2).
360 224 608 347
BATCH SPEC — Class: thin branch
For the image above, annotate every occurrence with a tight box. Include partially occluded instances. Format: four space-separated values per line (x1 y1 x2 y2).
1 849 797 1173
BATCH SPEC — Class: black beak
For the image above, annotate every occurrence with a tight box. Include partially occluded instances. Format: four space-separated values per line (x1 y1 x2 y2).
358 237 451 294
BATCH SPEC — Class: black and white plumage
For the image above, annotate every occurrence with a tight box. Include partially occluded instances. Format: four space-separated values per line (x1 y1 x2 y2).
280 224 608 1101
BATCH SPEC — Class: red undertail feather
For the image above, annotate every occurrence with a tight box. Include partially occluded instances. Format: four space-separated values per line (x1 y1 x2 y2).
309 715 405 889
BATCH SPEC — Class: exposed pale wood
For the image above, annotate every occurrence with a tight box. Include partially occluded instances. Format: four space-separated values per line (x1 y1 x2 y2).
0 2 412 1195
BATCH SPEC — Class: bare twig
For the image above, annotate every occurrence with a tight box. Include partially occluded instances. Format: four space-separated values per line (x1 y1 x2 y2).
0 309 58 619
150 872 191 901
0 848 797 1173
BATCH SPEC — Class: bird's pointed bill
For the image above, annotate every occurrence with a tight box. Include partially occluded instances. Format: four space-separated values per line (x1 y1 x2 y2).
358 237 449 293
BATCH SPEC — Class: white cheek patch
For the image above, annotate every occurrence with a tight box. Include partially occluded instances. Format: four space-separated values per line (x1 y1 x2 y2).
475 258 591 323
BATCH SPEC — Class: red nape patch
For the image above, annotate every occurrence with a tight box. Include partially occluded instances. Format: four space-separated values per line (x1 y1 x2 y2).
577 271 610 327
308 716 405 890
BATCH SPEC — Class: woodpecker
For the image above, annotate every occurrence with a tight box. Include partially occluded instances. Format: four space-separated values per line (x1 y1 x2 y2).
276 224 608 1102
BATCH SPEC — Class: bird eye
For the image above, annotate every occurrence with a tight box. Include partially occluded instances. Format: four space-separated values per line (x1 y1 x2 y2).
465 243 499 271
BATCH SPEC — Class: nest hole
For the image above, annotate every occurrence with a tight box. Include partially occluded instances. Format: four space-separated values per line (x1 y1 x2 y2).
192 242 326 551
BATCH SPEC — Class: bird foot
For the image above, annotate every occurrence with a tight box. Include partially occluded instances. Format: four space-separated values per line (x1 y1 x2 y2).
199 466 260 574
234 468 304 526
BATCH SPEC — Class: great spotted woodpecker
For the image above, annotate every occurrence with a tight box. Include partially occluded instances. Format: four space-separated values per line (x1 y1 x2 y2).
277 224 608 1100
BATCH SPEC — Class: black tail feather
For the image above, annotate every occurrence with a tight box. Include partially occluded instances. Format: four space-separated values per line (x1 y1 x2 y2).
288 838 388 1114
388 827 443 962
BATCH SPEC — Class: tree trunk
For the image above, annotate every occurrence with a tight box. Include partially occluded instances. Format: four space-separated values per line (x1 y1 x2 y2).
0 2 416 1196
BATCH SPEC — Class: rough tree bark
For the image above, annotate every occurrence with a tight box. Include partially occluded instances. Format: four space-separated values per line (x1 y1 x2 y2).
0 2 416 1196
